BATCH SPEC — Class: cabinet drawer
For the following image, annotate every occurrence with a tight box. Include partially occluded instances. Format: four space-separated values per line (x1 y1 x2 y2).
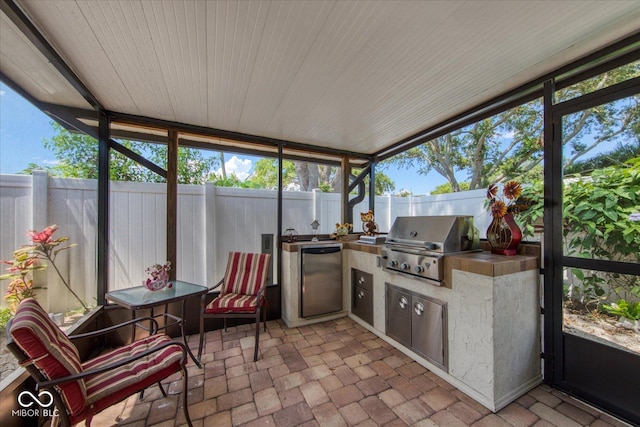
352 269 373 292
351 269 374 325
353 285 373 325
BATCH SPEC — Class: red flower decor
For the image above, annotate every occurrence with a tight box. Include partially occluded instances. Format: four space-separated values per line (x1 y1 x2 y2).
1 224 88 313
487 181 532 219
26 225 59 244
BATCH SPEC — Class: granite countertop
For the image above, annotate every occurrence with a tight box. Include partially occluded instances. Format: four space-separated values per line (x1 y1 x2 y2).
282 237 540 278
444 250 539 278
281 240 384 254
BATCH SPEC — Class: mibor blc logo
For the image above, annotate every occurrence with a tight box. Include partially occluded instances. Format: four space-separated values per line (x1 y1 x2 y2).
12 390 58 418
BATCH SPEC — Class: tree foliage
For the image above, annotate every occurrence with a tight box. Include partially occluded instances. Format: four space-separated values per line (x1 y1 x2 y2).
383 63 640 192
517 158 640 306
241 159 298 190
28 123 218 184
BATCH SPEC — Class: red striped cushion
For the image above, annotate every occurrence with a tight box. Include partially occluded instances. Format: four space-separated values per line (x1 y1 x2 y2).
10 298 87 416
222 252 271 296
205 293 259 313
83 334 183 406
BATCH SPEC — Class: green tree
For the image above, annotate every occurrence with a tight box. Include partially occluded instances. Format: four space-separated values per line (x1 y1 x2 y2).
383 63 640 192
245 159 297 189
143 144 217 185
356 171 395 195
211 174 260 188
294 162 342 192
430 182 470 195
564 141 640 175
32 123 218 183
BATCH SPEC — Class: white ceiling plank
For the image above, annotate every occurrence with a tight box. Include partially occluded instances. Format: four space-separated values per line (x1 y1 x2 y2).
3 0 640 155
0 11 90 108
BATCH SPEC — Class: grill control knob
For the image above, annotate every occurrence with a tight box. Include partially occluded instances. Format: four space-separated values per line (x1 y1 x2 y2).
401 262 411 270
390 260 398 267
425 242 438 250
415 265 424 273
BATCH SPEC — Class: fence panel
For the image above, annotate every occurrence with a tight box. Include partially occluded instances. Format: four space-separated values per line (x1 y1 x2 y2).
1 175 498 313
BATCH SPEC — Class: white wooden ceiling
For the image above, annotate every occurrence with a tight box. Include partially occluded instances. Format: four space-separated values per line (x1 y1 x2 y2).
2 0 640 156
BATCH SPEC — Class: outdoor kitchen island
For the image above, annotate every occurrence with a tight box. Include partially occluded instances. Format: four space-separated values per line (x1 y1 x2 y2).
281 240 541 413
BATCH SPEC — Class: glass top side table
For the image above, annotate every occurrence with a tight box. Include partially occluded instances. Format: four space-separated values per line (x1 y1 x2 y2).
106 280 208 367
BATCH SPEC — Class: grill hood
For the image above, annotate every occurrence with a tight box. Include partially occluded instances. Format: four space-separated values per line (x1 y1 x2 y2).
386 216 479 253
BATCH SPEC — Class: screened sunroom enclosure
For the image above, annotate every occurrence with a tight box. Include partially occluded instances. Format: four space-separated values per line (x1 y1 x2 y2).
1 1 640 425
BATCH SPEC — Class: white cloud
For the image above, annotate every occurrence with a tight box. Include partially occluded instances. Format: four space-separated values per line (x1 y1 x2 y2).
0 90 5 96
217 155 252 181
42 159 60 166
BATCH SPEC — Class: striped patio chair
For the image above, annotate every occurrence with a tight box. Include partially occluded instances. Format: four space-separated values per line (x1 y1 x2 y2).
6 298 192 426
198 252 271 362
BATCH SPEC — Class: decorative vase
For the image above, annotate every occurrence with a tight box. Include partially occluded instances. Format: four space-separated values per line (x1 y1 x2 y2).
284 228 298 243
486 213 522 256
143 278 168 291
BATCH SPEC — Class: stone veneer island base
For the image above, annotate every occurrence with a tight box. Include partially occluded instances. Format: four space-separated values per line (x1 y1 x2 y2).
282 240 541 412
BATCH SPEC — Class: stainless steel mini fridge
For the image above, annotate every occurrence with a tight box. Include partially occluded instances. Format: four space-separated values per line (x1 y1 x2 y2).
300 244 342 318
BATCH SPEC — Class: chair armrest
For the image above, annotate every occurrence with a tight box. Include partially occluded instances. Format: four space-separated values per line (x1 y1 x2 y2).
38 340 188 389
200 279 224 306
256 283 268 306
207 279 224 294
69 317 159 340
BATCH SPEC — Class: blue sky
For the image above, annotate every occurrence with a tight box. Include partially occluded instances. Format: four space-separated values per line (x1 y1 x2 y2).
0 83 60 173
0 82 441 194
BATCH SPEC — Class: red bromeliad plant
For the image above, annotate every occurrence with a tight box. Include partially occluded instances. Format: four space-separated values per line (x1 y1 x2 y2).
0 250 45 313
1 225 89 313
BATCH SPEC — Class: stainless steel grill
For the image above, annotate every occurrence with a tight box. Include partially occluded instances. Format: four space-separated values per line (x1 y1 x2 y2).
381 216 479 284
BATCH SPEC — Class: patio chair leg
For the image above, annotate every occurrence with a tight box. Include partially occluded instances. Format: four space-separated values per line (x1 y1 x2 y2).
198 310 205 362
158 381 167 397
181 365 193 427
263 305 267 332
254 309 260 361
224 318 227 332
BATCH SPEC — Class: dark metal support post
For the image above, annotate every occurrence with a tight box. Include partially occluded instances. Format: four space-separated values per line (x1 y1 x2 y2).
167 131 178 281
97 111 110 303
368 160 376 213
341 158 350 224
277 143 283 288
543 79 559 384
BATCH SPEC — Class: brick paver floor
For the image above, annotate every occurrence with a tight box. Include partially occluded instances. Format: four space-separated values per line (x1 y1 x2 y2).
90 317 632 426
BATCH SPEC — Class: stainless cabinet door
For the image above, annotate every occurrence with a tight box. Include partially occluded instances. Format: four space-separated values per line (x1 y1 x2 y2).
385 284 411 347
411 294 446 370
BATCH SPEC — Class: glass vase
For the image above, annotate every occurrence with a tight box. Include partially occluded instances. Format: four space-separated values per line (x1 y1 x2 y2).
486 213 522 256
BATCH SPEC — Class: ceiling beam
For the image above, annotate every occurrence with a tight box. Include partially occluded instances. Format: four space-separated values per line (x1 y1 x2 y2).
107 110 373 162
0 0 102 110
0 71 98 138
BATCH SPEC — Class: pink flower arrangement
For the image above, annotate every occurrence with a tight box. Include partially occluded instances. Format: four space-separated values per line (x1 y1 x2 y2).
143 261 171 291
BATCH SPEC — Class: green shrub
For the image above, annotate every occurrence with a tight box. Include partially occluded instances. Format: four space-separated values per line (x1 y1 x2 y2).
519 159 640 306
602 299 640 321
0 308 12 329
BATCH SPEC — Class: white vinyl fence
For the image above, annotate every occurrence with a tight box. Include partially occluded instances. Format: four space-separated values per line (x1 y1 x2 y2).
1 172 490 313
